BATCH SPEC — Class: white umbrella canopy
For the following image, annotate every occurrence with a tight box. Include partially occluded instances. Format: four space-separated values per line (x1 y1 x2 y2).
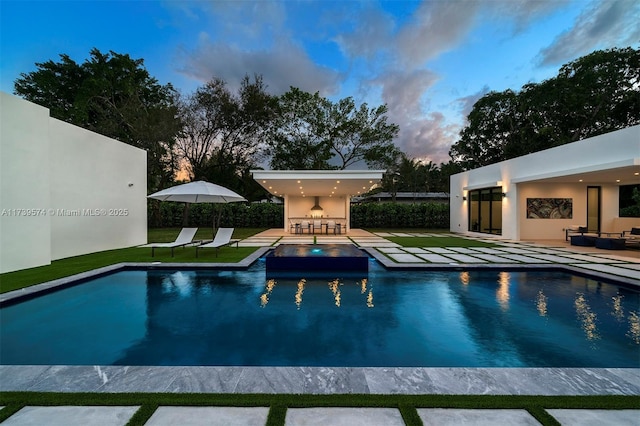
147 181 247 204
148 181 247 238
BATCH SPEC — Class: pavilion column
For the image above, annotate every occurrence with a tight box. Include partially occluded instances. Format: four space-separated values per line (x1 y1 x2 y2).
284 193 290 233
345 196 350 233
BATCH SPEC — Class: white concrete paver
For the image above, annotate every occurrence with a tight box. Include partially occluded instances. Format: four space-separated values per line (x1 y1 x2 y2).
427 247 457 253
472 254 520 263
445 254 489 263
416 253 457 263
388 253 424 263
562 254 626 263
145 407 270 426
404 247 428 253
525 254 580 263
494 247 538 254
285 407 405 426
546 409 640 426
497 254 552 263
2 406 139 426
417 408 541 426
378 247 405 253
573 263 640 278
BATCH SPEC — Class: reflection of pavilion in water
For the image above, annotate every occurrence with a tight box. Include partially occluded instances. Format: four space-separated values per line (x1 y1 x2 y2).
113 269 401 366
260 276 374 309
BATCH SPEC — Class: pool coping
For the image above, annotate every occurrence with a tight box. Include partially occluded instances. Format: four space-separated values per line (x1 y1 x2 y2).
1 365 639 395
1 246 639 396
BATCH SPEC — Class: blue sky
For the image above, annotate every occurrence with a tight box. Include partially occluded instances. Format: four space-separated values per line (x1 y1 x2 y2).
2 0 638 164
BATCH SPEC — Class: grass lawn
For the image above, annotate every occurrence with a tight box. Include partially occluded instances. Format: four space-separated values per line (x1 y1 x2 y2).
0 393 636 426
387 236 498 248
0 228 268 294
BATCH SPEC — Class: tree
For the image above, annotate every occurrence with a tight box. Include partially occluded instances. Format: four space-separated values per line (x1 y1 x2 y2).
449 47 640 170
267 88 400 170
267 88 334 170
175 74 276 200
14 48 181 192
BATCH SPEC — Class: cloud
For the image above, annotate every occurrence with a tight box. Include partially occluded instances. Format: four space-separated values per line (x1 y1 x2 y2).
370 69 458 162
485 0 570 34
178 35 341 96
399 112 460 164
455 85 491 122
539 0 640 66
394 1 479 68
333 5 395 61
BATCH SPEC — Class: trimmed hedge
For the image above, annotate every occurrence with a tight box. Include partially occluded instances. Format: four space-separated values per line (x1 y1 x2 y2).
350 202 449 229
148 201 284 228
148 201 450 229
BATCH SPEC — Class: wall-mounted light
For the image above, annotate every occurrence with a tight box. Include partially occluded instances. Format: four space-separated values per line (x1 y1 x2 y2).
462 196 467 201
502 192 507 198
128 182 134 187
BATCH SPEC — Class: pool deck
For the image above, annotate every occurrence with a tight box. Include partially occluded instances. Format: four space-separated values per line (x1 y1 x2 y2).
1 230 639 425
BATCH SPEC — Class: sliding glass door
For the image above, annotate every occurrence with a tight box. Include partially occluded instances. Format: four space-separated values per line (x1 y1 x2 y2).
468 187 503 235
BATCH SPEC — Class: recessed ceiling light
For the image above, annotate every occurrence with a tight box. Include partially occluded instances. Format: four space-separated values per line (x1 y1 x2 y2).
336 180 340 183
578 179 583 182
635 172 639 176
616 179 620 182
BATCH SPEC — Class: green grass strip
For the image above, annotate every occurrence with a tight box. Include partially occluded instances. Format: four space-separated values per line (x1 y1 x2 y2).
0 403 22 423
528 406 562 426
126 404 158 426
266 405 287 426
387 236 497 248
398 404 423 426
1 393 637 409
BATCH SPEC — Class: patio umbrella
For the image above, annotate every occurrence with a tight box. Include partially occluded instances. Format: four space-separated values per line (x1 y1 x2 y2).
148 180 247 237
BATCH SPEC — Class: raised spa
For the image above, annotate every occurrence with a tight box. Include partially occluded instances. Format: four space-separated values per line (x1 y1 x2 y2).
265 244 369 273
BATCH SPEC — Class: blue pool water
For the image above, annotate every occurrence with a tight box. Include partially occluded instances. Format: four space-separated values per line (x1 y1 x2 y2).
1 262 638 367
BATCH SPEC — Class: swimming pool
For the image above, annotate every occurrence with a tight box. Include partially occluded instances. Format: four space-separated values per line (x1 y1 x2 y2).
1 261 638 367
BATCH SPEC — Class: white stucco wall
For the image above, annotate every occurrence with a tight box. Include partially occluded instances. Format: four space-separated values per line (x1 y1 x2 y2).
450 125 640 241
0 92 147 273
0 92 52 272
49 118 147 260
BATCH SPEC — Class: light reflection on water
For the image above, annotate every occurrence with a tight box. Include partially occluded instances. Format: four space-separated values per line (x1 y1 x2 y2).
2 266 638 367
536 290 548 317
575 293 600 342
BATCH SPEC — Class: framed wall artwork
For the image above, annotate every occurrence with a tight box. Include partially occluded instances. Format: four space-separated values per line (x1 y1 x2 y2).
526 198 572 219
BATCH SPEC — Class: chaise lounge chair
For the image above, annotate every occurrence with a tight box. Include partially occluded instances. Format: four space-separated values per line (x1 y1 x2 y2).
144 227 198 257
195 228 240 258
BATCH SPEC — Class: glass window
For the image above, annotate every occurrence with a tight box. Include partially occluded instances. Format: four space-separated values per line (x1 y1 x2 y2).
468 187 502 235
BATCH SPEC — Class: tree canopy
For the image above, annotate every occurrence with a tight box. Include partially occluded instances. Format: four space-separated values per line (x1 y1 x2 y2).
175 74 277 200
449 47 640 170
267 87 400 170
14 48 182 192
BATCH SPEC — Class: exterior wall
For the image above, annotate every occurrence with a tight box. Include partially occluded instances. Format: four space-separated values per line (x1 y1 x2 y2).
0 92 147 273
450 125 640 241
49 118 147 260
0 93 52 272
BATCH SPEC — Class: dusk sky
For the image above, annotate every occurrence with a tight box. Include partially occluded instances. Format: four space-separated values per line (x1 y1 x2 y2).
2 0 638 164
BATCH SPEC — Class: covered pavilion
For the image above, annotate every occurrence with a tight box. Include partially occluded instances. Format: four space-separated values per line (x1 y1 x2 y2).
251 169 385 234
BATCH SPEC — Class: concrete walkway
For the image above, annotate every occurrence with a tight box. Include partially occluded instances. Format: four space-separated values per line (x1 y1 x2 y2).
2 230 639 425
3 405 639 425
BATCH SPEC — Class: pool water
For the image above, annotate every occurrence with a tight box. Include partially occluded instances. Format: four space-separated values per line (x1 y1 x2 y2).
1 262 638 367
